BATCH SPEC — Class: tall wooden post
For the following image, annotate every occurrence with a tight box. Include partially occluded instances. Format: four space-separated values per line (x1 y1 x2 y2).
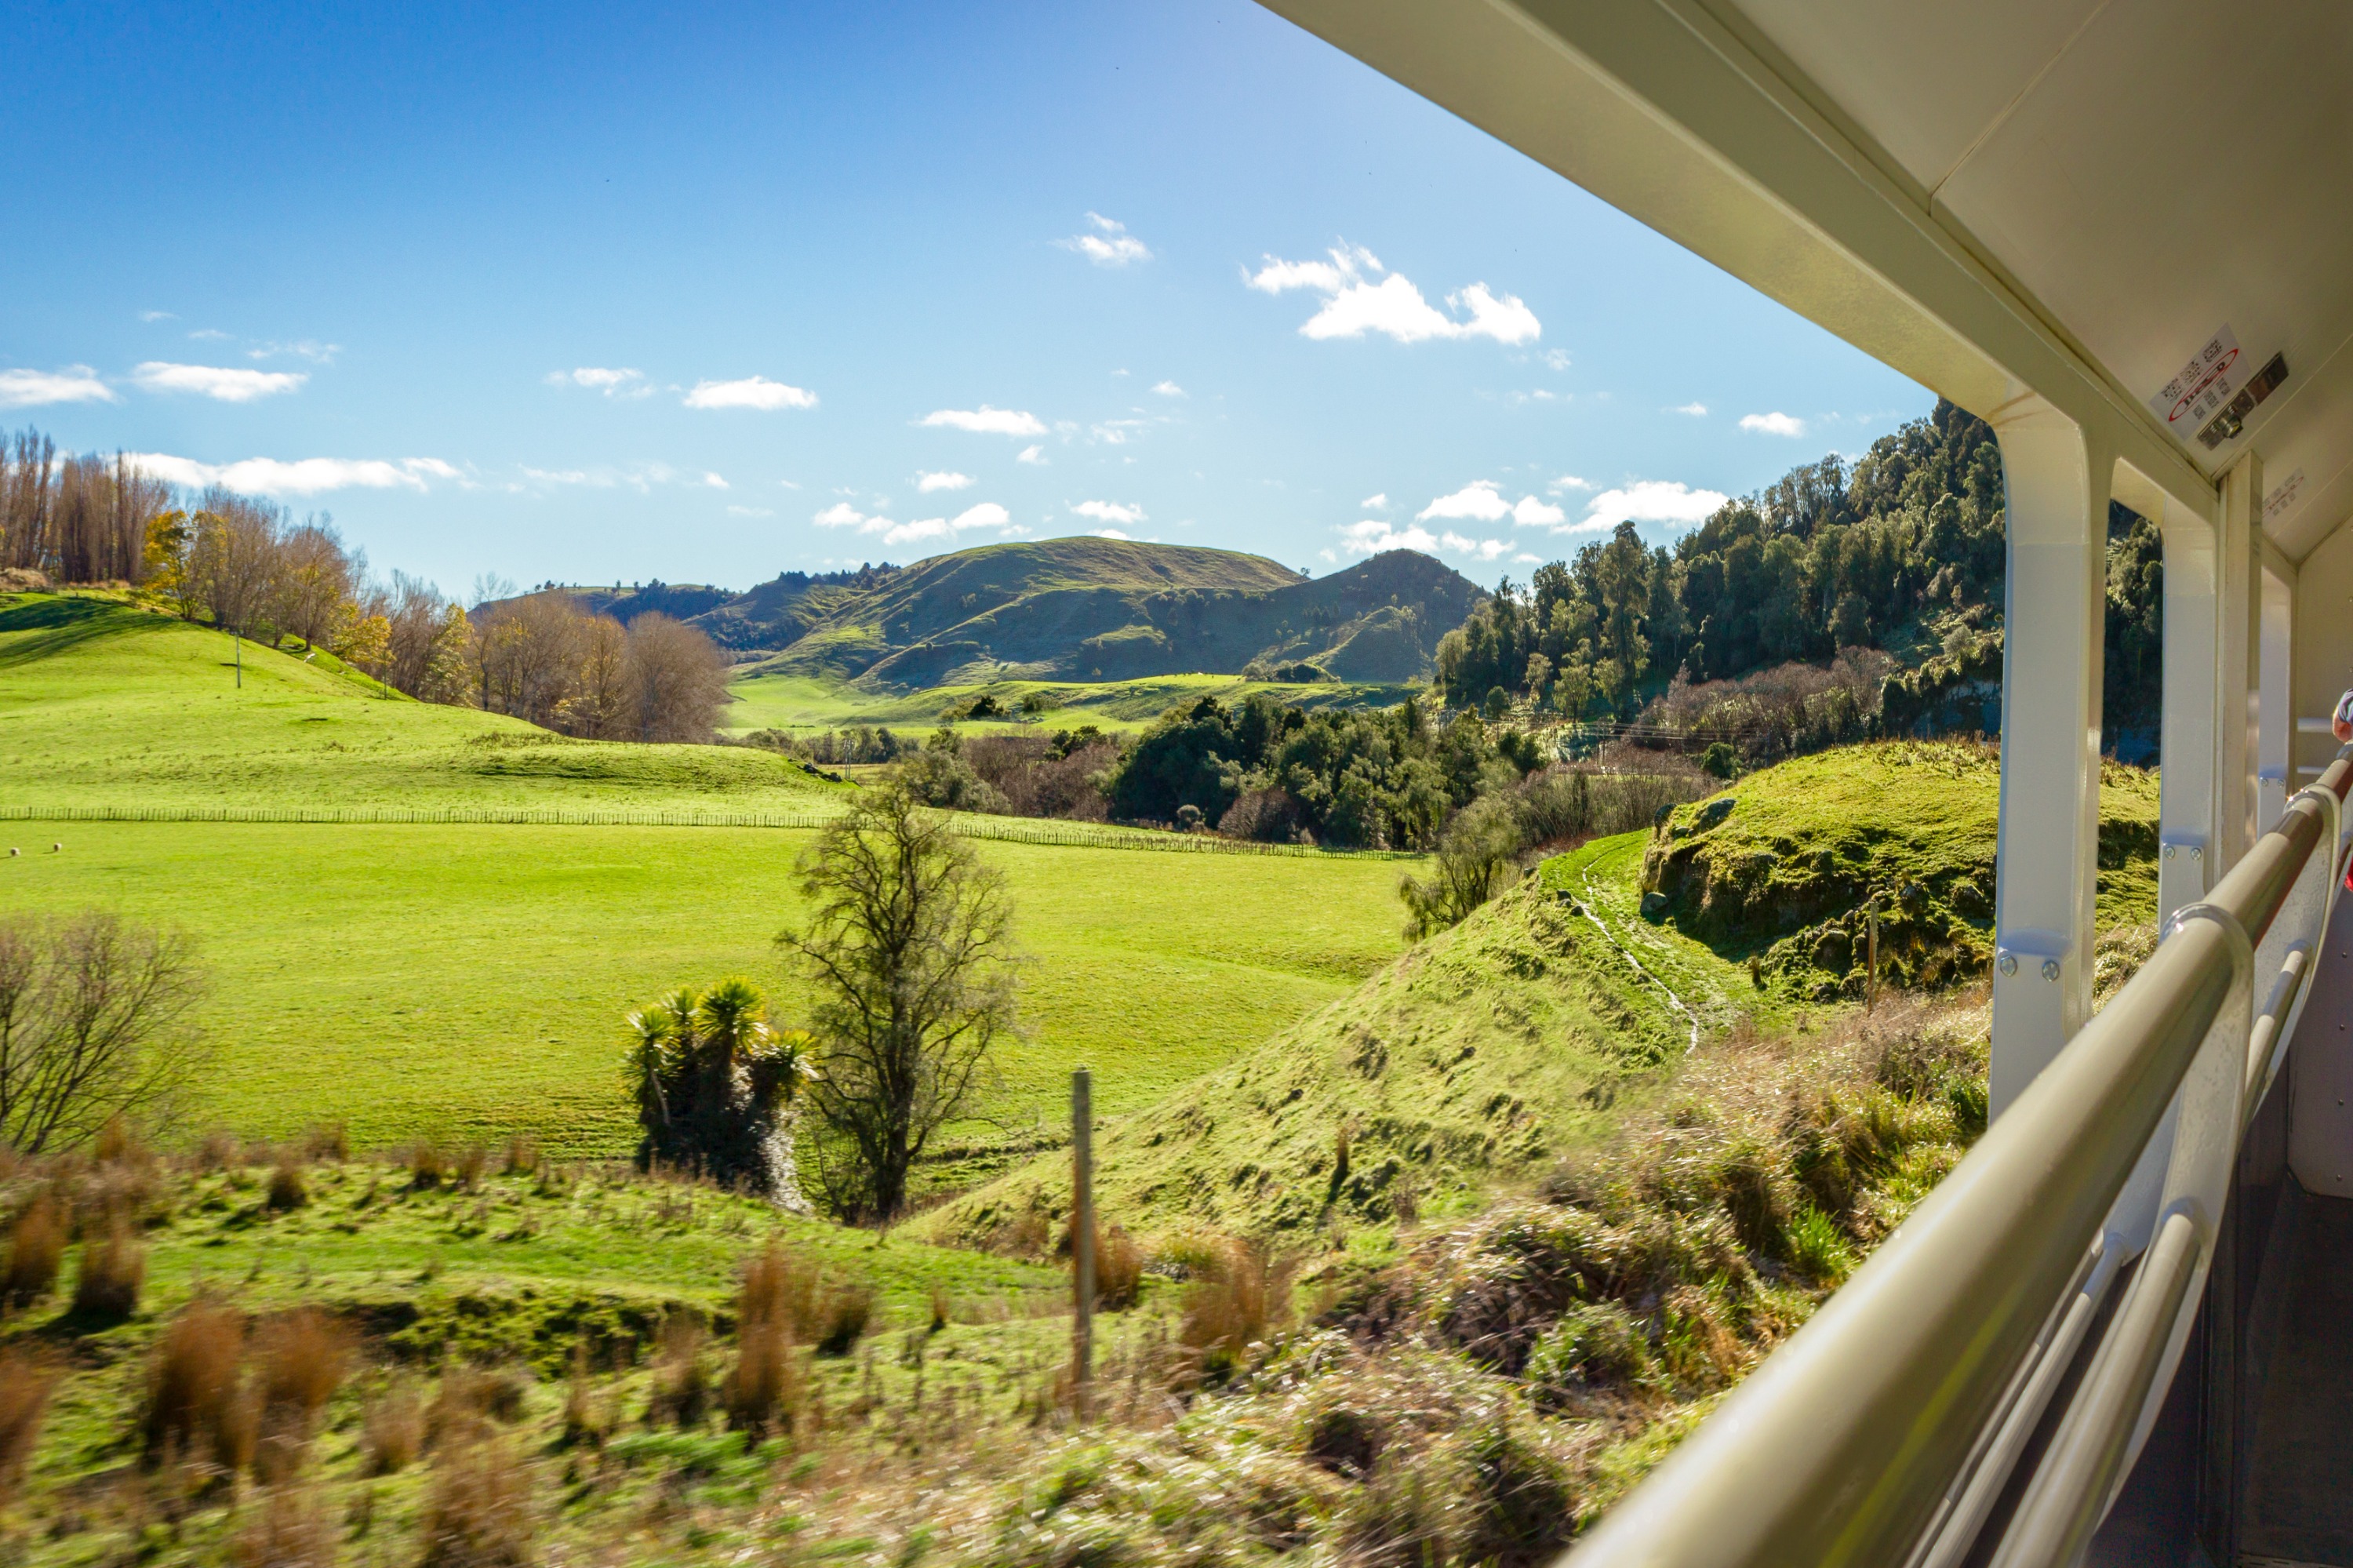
1867 893 1880 1013
1071 1067 1094 1419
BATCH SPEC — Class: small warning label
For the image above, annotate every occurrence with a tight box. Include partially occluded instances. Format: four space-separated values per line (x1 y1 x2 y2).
2147 326 2243 439
2264 468 2306 526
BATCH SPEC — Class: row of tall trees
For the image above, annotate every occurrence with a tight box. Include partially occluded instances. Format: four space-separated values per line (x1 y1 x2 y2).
1 432 171 585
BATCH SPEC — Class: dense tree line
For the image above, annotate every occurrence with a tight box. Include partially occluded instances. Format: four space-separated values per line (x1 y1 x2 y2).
1431 397 2166 752
0 423 733 741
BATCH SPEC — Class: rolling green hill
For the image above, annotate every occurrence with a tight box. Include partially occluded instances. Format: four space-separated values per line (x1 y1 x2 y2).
549 538 1485 689
915 742 2161 1246
0 593 845 814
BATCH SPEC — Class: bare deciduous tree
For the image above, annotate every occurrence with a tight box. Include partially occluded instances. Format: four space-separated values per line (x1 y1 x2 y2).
0 913 209 1155
623 612 731 742
777 782 1019 1221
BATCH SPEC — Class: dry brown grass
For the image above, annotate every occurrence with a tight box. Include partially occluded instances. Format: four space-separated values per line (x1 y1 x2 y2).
813 1283 874 1356
417 1435 533 1568
72 1224 144 1322
3 1195 65 1308
722 1246 804 1435
427 1366 527 1446
143 1297 253 1472
231 1483 337 1568
647 1315 708 1428
453 1144 488 1191
300 1124 348 1162
502 1136 540 1177
256 1310 347 1427
359 1381 424 1475
1179 1241 1292 1383
0 1351 57 1501
1095 1225 1144 1311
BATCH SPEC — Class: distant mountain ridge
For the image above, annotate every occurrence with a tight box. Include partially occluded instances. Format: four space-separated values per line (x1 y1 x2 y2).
549 538 1486 688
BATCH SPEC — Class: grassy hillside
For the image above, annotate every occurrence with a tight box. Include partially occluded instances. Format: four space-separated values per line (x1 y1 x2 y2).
0 594 842 814
746 540 1482 688
724 670 1420 737
916 742 2159 1246
4 822 1412 1166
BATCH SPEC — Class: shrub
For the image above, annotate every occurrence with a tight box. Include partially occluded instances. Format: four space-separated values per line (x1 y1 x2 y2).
360 1382 424 1475
301 1123 348 1161
3 1195 65 1308
417 1435 534 1568
144 1297 251 1470
72 1225 144 1322
409 1142 446 1189
265 1159 307 1213
503 1136 540 1177
453 1144 488 1191
430 1366 528 1439
813 1284 874 1356
1522 1302 1658 1404
1217 787 1304 843
1784 1204 1857 1284
0 1351 56 1501
558 1346 606 1449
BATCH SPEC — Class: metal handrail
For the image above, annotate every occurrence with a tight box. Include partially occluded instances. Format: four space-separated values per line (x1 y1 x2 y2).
1565 748 2353 1568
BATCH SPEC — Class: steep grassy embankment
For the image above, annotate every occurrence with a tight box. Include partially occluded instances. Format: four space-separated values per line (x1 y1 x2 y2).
918 742 2159 1246
1641 742 2158 998
0 593 844 814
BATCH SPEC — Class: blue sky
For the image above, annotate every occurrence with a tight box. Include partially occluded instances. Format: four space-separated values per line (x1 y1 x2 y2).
0 0 1931 595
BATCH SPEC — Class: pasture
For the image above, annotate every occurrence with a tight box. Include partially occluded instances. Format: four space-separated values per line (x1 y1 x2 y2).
0 595 842 814
0 820 1413 1163
722 668 1419 737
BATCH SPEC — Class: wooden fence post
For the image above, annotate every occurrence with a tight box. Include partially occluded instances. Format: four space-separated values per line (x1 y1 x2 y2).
1071 1067 1094 1420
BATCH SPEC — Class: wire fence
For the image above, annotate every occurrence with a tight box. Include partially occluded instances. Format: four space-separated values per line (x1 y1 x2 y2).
0 801 1420 860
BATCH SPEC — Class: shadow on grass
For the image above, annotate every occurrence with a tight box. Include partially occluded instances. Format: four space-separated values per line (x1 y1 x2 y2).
0 595 172 670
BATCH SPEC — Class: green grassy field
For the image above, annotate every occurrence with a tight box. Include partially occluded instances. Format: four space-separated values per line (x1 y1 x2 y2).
1 820 1412 1164
722 669 1420 737
0 595 843 813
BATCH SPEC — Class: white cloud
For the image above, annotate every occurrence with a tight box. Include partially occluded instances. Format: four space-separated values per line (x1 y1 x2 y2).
1542 348 1573 372
922 405 1047 437
1016 444 1047 465
701 472 728 489
1246 243 1540 346
0 367 118 408
1151 380 1186 398
1058 213 1151 267
249 340 339 364
131 453 456 496
812 499 1019 549
131 362 306 402
916 470 974 493
1438 531 1514 562
1091 418 1148 446
1336 520 1438 558
1671 402 1708 417
187 329 230 341
1549 475 1594 493
139 310 176 323
686 375 816 411
1360 493 1388 511
1089 528 1133 541
1566 479 1730 532
1739 411 1806 437
550 366 647 396
1417 481 1562 526
1071 500 1145 527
